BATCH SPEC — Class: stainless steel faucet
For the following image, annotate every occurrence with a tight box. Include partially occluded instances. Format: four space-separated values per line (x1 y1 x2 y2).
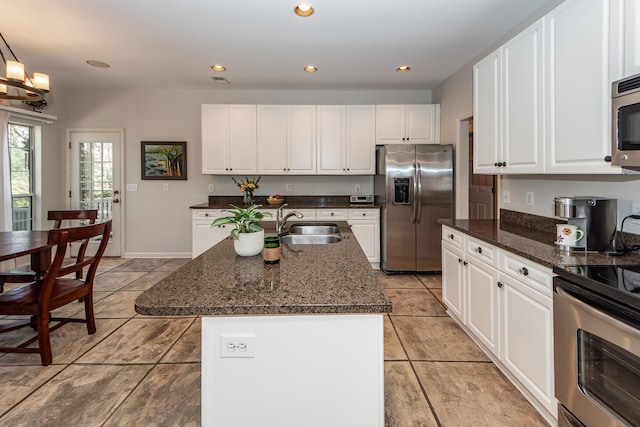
276 203 303 235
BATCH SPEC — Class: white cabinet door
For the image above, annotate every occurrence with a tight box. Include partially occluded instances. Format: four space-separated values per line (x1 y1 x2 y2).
623 0 640 77
375 105 405 144
202 105 229 174
349 221 380 263
501 275 556 418
466 259 500 357
473 49 503 174
442 241 465 322
317 106 346 174
257 105 288 174
228 105 257 174
346 106 376 174
406 105 440 144
545 0 620 174
287 105 316 174
502 19 544 174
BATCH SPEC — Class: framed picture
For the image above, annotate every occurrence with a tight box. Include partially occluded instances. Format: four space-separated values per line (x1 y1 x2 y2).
141 141 187 180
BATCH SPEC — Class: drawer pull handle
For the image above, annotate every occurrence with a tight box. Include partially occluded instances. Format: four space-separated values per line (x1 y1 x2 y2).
448 233 454 239
475 247 483 254
518 267 529 276
497 281 503 288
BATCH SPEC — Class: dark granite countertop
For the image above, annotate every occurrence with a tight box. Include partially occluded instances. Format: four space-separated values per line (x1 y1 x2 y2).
190 196 380 210
440 218 640 268
135 222 391 316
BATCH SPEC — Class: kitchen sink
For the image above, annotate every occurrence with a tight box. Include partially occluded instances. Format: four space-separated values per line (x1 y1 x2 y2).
279 234 342 245
278 222 342 244
286 223 340 235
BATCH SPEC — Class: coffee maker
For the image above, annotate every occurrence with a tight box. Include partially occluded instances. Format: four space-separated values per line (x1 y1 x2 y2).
554 196 617 252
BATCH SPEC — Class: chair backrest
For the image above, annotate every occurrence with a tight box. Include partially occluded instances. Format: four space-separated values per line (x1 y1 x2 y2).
48 210 98 229
39 220 112 304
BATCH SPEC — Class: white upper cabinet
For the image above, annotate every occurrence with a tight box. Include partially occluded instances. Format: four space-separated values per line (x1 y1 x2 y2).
257 105 316 175
474 19 545 174
202 105 257 174
622 0 640 77
317 105 375 175
545 0 622 174
376 105 440 145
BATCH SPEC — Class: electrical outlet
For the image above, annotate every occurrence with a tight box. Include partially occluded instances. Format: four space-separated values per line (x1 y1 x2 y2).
355 184 361 192
286 184 292 192
163 184 169 192
632 202 640 214
525 192 534 206
220 335 255 358
503 191 510 204
126 184 138 192
208 184 215 193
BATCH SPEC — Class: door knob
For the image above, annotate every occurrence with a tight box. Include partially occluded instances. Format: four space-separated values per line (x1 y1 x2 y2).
113 198 120 203
114 190 120 195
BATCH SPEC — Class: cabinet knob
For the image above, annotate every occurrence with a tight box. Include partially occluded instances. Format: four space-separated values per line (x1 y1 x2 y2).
458 258 463 263
225 168 229 171
463 261 468 266
604 155 612 162
494 162 499 167
475 247 482 254
204 213 209 217
448 233 454 239
518 267 529 276
347 168 350 171
330 212 334 216
362 213 366 216
502 161 507 167
497 281 503 288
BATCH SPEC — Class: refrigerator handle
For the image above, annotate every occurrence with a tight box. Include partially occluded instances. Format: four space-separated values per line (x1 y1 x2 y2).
412 162 418 224
416 162 423 224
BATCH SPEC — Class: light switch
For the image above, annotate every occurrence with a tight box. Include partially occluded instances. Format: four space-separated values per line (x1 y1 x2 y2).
126 184 138 192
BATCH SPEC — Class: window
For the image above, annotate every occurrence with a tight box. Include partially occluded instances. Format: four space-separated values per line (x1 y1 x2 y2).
8 123 34 231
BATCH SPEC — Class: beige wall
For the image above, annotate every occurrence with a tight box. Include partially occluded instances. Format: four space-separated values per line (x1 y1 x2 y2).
51 88 431 256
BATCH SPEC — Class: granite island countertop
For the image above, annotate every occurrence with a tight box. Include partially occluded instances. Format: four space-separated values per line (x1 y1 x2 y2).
440 218 640 268
135 222 391 316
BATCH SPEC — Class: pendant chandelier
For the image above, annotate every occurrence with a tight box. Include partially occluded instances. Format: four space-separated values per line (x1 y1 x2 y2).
0 32 50 109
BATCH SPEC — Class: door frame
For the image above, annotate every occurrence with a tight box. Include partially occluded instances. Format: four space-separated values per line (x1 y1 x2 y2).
65 128 125 257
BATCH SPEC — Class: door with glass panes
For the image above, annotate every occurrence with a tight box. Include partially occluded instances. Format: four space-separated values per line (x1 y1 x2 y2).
69 129 122 257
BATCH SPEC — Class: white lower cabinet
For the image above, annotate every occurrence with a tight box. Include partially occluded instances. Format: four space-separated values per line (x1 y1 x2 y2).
192 210 232 258
441 225 556 424
348 209 380 266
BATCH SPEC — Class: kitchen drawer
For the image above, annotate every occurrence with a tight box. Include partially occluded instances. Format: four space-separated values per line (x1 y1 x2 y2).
317 209 348 220
441 226 464 248
284 209 316 221
192 210 223 220
348 209 379 219
500 251 553 297
465 236 499 268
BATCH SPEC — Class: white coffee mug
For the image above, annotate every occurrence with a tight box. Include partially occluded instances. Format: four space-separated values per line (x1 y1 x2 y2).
556 224 584 246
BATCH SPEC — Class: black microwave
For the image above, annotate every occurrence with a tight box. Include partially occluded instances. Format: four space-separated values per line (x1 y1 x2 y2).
612 73 640 167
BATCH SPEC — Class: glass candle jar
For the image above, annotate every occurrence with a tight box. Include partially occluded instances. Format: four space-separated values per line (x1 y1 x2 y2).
263 236 280 264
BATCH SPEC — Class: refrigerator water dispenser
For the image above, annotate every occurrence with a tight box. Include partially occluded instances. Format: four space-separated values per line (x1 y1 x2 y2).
393 178 411 205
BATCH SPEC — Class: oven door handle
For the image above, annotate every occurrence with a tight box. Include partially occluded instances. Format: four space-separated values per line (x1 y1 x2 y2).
556 286 640 343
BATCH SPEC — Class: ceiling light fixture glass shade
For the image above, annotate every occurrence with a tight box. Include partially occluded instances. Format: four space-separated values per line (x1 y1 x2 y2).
396 66 411 73
0 32 50 106
294 3 314 17
304 65 317 73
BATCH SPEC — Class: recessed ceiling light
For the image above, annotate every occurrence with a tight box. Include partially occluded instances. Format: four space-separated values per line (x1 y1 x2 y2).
86 60 110 68
396 66 411 73
211 64 226 72
304 65 318 73
294 3 314 17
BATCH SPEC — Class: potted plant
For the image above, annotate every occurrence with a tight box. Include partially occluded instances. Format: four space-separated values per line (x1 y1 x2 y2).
211 204 272 256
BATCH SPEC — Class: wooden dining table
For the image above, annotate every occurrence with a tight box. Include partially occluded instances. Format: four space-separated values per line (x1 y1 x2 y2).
0 230 52 276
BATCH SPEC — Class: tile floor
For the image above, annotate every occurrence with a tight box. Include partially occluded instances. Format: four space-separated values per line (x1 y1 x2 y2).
0 259 548 426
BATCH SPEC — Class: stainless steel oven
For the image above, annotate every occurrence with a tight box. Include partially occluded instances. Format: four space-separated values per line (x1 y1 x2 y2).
553 266 640 427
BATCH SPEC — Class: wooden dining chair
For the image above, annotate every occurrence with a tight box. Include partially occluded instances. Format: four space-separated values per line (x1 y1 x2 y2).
0 220 111 366
0 209 98 292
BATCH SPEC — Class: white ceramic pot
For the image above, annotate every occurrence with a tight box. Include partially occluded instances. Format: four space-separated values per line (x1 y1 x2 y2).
233 229 264 257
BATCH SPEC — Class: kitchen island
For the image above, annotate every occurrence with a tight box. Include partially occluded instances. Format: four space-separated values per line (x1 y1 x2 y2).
135 222 390 427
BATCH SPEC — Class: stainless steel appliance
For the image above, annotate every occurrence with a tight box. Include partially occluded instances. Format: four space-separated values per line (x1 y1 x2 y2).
553 265 640 427
612 72 640 167
375 144 453 272
554 196 617 252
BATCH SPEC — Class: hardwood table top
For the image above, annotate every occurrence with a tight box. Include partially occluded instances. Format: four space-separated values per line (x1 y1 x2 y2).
0 231 51 262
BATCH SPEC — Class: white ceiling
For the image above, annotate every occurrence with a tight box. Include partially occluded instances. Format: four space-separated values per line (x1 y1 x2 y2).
3 0 550 92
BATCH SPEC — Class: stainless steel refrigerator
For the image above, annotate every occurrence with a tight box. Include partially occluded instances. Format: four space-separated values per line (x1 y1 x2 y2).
375 144 454 272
